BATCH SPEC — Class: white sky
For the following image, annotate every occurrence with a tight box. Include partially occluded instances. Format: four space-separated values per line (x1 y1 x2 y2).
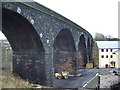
0 0 119 39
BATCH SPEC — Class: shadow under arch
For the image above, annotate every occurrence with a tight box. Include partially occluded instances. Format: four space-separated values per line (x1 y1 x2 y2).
53 29 77 75
2 8 46 85
78 34 87 67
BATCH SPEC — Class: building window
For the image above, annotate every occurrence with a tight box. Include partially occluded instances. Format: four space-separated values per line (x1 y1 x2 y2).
111 55 113 58
101 49 104 52
101 55 104 58
106 55 108 58
106 49 108 52
111 49 113 52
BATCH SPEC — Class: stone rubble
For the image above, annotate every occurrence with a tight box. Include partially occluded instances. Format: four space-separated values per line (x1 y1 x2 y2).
100 75 119 88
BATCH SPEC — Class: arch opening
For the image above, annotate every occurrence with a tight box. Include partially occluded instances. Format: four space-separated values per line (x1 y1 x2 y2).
53 29 77 75
78 34 87 67
0 34 13 72
2 8 46 85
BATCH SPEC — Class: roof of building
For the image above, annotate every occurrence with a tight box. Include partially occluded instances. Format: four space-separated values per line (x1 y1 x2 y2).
96 41 120 49
112 49 120 54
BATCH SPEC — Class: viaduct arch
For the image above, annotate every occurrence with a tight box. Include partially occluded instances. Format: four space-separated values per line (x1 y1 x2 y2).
1 2 94 86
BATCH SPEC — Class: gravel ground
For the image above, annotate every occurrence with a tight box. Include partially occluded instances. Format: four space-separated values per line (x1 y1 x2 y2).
100 75 119 88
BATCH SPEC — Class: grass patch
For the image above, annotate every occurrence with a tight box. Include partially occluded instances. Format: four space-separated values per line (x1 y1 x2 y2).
0 69 32 88
0 69 52 89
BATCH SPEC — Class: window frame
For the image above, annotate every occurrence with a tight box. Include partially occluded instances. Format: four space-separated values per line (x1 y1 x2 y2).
106 49 108 52
106 55 108 58
110 49 113 52
110 55 113 58
101 55 104 58
101 49 104 52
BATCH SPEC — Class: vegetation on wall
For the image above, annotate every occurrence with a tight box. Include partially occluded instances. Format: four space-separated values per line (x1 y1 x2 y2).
91 41 99 67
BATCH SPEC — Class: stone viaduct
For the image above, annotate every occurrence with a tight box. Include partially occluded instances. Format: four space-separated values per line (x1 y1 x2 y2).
1 1 94 86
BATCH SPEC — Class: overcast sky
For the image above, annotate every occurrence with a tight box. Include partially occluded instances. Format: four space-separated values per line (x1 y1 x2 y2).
0 0 119 39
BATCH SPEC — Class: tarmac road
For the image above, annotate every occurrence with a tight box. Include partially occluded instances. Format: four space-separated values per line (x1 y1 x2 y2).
53 69 98 88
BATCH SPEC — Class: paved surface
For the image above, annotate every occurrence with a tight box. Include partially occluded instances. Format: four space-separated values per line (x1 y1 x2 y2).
53 69 98 88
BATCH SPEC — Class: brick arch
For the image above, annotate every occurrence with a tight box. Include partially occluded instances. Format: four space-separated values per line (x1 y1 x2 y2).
78 34 87 67
2 8 46 85
53 28 77 75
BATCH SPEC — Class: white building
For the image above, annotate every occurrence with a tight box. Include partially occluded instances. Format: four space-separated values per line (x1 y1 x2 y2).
96 41 120 68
